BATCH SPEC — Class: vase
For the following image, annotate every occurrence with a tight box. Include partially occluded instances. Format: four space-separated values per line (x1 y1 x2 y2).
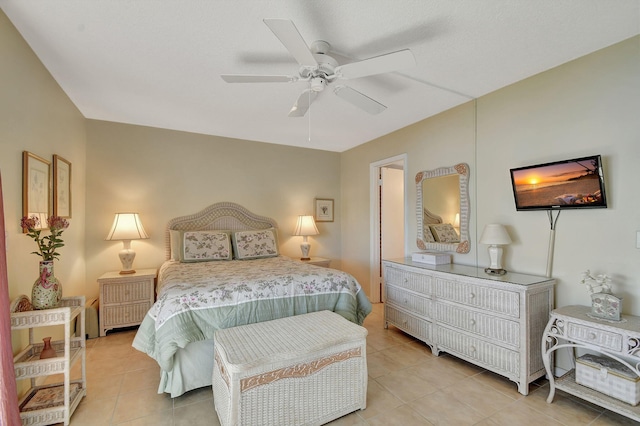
39 337 57 359
31 260 62 310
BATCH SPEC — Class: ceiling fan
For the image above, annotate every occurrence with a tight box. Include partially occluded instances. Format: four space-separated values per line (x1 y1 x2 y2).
221 19 416 117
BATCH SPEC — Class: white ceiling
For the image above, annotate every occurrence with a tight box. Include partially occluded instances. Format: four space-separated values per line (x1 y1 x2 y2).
2 1 639 152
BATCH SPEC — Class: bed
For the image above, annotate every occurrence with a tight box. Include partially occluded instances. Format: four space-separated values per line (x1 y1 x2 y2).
132 202 372 397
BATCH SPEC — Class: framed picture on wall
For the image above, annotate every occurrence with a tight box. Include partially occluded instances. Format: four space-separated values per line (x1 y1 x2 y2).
53 154 72 218
314 198 334 222
22 151 51 230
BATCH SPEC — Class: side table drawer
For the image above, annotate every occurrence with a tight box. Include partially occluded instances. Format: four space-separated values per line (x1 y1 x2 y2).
102 302 151 327
101 279 153 304
567 322 623 351
386 284 432 318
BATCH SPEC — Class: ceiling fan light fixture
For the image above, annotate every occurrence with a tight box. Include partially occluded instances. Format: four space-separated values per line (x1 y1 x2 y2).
310 77 326 92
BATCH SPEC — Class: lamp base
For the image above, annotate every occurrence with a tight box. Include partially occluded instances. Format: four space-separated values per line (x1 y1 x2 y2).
119 269 136 275
484 267 507 276
300 257 311 261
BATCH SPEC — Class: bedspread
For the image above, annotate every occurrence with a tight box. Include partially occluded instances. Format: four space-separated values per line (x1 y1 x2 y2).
132 256 372 372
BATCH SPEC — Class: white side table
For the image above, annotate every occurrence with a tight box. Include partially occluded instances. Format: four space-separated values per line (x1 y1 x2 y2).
98 269 157 336
542 305 640 422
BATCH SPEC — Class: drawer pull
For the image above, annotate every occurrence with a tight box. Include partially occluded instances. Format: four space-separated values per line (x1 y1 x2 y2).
469 319 476 326
403 298 409 304
470 345 476 353
402 320 408 326
469 293 475 299
404 278 409 283
588 332 597 340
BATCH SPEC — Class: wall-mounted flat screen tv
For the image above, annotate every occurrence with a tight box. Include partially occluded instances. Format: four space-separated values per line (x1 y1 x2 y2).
510 155 607 211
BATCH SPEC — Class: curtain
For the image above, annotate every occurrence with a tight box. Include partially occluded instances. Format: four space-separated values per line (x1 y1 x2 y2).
0 173 21 425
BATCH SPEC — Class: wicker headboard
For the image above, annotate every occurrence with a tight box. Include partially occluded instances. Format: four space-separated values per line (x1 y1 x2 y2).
164 202 279 260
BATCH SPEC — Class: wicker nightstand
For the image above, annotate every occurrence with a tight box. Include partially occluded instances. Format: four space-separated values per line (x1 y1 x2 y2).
98 269 157 336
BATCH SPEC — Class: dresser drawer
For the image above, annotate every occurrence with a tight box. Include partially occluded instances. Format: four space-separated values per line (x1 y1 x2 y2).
101 279 153 304
436 302 520 349
385 305 432 342
386 284 432 318
435 279 520 318
384 265 432 295
436 326 520 376
102 302 151 327
567 321 623 351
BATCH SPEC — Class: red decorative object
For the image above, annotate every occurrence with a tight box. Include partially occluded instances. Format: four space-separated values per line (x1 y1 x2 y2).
39 337 56 359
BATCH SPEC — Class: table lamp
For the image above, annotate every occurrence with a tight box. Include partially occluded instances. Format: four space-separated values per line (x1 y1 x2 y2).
293 215 319 260
105 212 149 274
479 224 512 275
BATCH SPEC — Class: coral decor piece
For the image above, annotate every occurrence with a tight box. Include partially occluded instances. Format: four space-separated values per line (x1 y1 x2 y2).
580 270 622 322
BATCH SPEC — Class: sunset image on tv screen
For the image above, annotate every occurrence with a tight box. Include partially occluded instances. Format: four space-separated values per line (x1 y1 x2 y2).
512 158 604 208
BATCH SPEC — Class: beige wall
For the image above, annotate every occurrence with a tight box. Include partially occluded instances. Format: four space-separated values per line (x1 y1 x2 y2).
0 10 87 303
340 103 477 292
84 121 342 298
341 36 640 318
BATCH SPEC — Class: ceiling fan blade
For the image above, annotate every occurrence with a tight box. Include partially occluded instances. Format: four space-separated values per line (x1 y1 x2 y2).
334 49 416 80
288 89 318 117
334 86 386 115
221 74 298 83
263 19 318 67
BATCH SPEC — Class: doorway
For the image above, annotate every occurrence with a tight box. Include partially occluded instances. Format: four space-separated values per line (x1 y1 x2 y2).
369 154 407 303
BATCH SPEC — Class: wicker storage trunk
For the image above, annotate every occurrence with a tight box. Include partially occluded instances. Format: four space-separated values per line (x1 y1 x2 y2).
576 354 640 405
212 311 368 426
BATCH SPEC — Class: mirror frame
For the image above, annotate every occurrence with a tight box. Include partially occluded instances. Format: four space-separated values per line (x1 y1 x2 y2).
416 163 470 253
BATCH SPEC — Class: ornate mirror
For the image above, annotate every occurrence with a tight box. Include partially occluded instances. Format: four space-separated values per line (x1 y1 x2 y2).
416 163 470 253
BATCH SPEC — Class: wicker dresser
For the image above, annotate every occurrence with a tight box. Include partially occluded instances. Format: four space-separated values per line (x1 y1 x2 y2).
98 269 156 336
383 258 555 395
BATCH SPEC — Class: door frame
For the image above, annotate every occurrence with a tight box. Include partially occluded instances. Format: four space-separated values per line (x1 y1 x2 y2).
369 153 408 303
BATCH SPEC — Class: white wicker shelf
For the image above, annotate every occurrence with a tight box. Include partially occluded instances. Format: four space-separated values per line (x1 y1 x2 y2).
11 296 86 426
542 305 640 423
555 370 640 421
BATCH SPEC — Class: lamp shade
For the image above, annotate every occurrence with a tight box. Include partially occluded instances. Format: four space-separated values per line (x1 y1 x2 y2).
479 224 511 245
105 213 149 241
293 215 319 237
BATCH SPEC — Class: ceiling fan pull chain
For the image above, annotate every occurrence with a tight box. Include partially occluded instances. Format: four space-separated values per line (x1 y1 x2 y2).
308 82 312 143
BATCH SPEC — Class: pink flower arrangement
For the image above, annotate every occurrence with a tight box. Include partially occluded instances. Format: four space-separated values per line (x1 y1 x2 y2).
20 216 70 261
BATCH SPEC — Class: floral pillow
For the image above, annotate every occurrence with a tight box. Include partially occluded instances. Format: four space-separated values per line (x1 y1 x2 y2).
171 230 232 262
429 224 459 243
231 228 279 260
423 225 436 243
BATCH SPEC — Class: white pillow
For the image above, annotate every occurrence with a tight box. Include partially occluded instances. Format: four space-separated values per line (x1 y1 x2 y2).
170 230 232 262
231 228 279 260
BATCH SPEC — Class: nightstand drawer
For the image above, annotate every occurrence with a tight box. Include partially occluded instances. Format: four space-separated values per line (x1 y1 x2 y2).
101 280 153 304
102 302 151 327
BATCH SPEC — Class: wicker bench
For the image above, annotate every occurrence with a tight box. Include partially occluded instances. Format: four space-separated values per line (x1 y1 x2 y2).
212 311 368 426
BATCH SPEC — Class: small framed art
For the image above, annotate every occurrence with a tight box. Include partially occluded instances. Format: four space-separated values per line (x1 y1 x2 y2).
53 155 72 218
314 198 334 222
22 151 51 230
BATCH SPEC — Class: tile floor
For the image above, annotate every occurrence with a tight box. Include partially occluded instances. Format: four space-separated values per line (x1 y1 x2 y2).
55 303 636 425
